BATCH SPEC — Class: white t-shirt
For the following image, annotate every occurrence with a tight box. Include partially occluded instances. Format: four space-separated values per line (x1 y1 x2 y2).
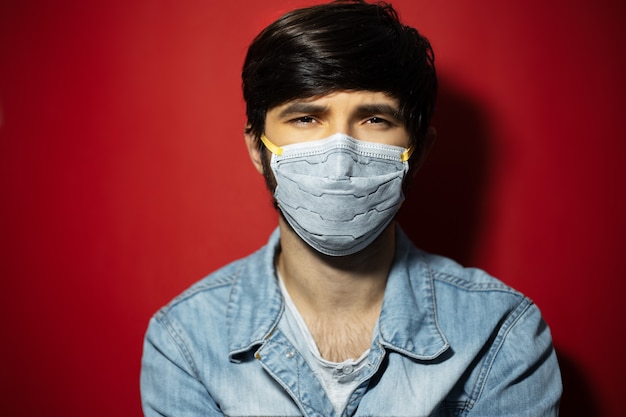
277 274 371 415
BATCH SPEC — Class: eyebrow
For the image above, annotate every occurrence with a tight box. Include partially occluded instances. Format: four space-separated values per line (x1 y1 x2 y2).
277 102 402 121
277 102 328 118
353 104 402 121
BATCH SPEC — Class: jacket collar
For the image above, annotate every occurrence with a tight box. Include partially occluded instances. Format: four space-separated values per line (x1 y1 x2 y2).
226 226 449 361
377 226 449 359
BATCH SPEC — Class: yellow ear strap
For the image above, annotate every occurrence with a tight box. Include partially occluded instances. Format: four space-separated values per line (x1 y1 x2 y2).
261 133 413 161
260 134 283 156
401 146 414 162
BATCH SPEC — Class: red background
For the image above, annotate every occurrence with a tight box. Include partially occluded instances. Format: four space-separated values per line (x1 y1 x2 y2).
1 0 624 415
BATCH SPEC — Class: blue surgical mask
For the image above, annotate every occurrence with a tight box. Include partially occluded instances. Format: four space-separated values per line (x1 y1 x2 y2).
261 133 412 256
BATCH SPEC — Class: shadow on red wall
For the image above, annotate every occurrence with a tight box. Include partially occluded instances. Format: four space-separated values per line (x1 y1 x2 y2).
398 76 488 267
557 349 602 416
397 77 598 416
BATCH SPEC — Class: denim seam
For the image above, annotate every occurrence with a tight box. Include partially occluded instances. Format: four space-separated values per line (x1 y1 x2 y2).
164 272 236 312
155 312 202 381
427 265 451 352
227 261 284 356
431 270 520 295
152 265 244 379
464 297 533 414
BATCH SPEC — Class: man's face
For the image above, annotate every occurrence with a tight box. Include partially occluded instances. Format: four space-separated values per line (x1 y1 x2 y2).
244 90 412 194
263 90 410 148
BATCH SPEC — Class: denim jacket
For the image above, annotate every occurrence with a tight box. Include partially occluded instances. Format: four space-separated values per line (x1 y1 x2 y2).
141 227 561 416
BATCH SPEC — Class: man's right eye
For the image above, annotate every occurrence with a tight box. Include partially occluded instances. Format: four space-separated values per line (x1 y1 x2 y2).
290 116 317 125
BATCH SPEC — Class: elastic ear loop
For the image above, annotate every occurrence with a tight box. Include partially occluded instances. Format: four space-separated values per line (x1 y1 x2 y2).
262 133 413 161
401 147 414 162
260 134 283 155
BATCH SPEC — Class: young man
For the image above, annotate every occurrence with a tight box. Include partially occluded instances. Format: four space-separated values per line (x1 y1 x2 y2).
140 1 562 416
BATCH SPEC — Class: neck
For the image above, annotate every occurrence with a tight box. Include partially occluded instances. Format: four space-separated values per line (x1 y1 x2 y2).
277 218 396 361
277 217 396 318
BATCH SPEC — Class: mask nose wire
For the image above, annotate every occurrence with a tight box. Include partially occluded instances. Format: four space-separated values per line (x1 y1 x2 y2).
261 133 413 161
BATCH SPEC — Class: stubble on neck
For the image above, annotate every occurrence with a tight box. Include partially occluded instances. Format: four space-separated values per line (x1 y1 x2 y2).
276 217 397 361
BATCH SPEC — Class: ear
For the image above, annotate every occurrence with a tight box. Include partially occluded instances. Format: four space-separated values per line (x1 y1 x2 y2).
244 130 265 175
412 126 437 175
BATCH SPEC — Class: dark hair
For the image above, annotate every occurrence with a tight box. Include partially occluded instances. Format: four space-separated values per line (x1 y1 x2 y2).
242 0 437 180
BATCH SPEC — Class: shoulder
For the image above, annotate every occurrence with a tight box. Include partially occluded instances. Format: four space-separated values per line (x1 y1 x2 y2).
416 249 520 295
396 227 519 297
155 229 282 320
151 249 262 329
405 246 543 349
142 253 262 368
163 260 237 310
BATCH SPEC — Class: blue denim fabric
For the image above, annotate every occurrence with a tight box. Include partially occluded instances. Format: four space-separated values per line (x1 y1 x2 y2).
141 227 562 416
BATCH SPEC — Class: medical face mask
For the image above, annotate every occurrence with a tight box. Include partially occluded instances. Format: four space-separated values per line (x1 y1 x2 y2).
261 133 412 256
